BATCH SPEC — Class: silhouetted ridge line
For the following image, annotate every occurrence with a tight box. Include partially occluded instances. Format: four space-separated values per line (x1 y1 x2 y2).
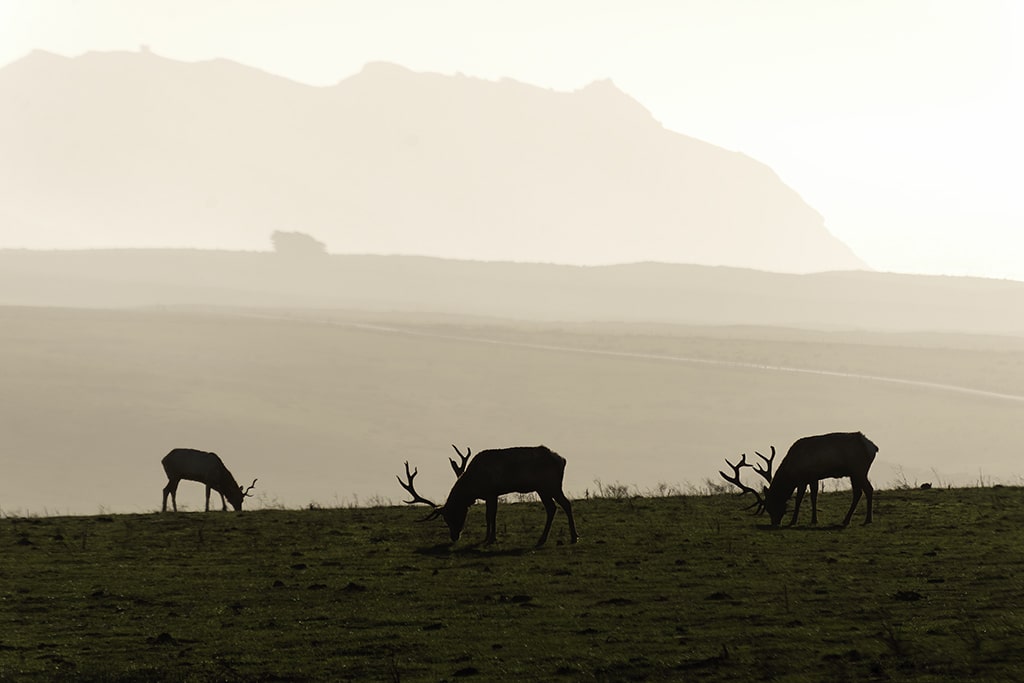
0 50 865 272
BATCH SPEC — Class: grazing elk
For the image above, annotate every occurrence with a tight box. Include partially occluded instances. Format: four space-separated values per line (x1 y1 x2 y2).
398 444 579 547
161 448 257 512
721 432 878 527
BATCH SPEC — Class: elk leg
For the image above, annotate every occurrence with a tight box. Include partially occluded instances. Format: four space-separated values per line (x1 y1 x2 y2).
809 481 820 525
862 479 874 524
484 496 498 544
219 493 228 512
162 479 179 512
789 486 807 526
537 495 557 547
205 486 212 512
842 485 864 526
554 491 579 543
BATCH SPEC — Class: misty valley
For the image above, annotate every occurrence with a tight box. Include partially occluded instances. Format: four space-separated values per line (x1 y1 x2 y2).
1 291 1022 517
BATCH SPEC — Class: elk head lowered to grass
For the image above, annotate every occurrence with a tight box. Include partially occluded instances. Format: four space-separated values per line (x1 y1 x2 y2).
721 432 879 527
161 448 257 512
398 444 579 547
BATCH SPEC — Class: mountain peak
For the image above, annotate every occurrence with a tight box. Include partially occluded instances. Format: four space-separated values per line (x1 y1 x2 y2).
580 77 617 91
1 49 68 73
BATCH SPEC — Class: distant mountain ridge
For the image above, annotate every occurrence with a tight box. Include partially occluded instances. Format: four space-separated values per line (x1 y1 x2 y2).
2 249 1021 337
0 49 866 273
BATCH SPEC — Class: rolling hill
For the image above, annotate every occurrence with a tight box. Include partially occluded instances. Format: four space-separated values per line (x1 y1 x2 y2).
1 248 1022 336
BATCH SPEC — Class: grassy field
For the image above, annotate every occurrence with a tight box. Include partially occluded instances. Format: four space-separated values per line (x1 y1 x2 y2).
3 486 1023 681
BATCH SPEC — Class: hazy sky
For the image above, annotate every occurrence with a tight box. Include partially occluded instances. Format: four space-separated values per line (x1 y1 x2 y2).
2 1 1022 280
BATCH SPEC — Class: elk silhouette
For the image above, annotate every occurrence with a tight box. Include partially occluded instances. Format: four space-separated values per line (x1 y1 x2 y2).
721 432 878 526
161 448 257 512
398 444 579 546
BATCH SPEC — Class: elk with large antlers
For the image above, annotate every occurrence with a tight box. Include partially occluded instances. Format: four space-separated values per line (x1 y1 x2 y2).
398 444 579 546
723 432 878 526
161 448 257 512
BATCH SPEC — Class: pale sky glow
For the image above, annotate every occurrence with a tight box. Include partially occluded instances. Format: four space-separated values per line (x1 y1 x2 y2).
2 1 1022 280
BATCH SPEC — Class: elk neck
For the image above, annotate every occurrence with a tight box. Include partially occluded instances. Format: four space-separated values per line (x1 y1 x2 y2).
445 470 482 508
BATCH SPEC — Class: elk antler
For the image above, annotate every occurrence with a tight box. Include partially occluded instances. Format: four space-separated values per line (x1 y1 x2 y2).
753 446 776 484
397 461 439 510
243 479 258 497
450 445 471 477
719 453 767 514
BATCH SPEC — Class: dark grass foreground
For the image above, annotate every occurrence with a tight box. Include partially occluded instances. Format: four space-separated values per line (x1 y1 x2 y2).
2 487 1023 681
